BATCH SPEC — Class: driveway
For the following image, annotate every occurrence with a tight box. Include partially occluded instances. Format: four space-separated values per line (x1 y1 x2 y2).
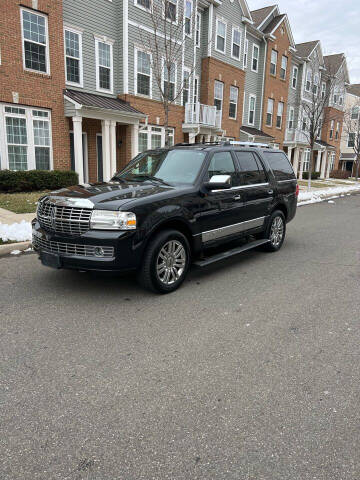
1 195 360 480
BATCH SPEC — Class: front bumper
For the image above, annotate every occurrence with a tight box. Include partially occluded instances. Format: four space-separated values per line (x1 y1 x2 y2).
32 220 144 272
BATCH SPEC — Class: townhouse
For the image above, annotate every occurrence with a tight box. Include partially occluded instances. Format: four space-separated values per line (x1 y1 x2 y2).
0 0 352 184
340 84 360 175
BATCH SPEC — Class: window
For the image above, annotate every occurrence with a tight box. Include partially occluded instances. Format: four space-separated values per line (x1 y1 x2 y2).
95 38 113 92
231 28 241 60
184 0 192 36
313 74 319 95
229 86 238 119
248 95 256 125
183 69 190 106
208 152 238 185
333 94 338 104
216 18 226 53
335 122 340 140
329 120 334 139
163 61 176 101
195 13 201 47
292 66 298 88
137 125 175 152
262 151 294 181
1 104 52 171
321 82 326 100
243 38 249 68
165 0 177 21
214 80 224 111
252 45 259 72
266 98 274 127
21 9 49 74
348 133 355 148
288 107 294 129
136 49 151 96
351 106 359 120
305 69 311 91
193 76 199 105
64 28 82 86
235 151 267 185
270 50 277 75
151 126 162 149
136 0 151 10
280 56 287 80
329 152 335 172
302 149 310 172
276 102 284 128
302 114 308 132
339 96 343 106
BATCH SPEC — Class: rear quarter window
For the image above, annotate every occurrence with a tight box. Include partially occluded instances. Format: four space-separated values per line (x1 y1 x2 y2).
262 152 295 181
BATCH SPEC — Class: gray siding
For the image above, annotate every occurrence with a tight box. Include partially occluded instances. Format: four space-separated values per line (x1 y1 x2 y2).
243 32 264 129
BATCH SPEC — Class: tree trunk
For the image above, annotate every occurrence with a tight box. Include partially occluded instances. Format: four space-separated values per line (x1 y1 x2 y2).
164 101 169 146
307 148 315 191
356 153 360 181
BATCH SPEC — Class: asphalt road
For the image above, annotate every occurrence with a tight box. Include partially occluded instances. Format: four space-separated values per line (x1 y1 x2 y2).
1 196 360 480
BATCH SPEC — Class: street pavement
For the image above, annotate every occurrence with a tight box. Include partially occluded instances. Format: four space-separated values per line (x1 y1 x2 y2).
1 195 360 480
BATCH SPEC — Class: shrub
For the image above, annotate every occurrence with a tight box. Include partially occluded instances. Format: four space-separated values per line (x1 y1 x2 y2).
330 169 351 179
0 170 79 193
302 171 321 180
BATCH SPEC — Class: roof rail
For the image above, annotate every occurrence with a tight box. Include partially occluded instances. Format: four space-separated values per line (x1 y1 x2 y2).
222 141 271 148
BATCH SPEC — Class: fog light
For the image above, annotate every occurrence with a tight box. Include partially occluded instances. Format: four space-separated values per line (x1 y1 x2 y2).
94 247 105 257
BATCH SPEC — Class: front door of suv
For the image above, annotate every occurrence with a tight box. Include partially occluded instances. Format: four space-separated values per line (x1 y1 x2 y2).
234 150 274 227
196 151 248 244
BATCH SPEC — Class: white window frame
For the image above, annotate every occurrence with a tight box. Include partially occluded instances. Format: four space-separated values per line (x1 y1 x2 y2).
321 82 326 99
20 7 50 75
64 26 83 88
248 94 256 126
182 66 191 106
138 125 175 152
348 132 355 148
276 101 284 129
195 12 201 47
229 85 238 120
313 74 319 96
335 121 340 140
270 50 277 76
266 98 274 127
0 103 53 171
134 0 152 13
193 75 199 105
162 58 177 102
329 120 334 139
231 26 241 61
95 36 114 94
215 17 226 54
288 106 294 129
164 0 178 24
305 68 312 92
135 47 152 98
251 44 259 73
292 66 298 89
214 80 224 112
243 38 249 69
184 0 193 37
280 55 287 80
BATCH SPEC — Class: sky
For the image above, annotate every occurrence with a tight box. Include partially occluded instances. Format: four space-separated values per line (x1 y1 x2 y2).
248 0 360 84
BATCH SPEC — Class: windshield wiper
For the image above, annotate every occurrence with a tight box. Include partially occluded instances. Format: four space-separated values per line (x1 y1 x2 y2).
121 174 170 186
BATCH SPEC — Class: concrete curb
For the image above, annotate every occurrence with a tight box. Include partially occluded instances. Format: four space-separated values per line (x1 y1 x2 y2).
0 241 32 256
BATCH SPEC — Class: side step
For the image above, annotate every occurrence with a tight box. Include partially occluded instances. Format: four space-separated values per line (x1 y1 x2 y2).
193 239 269 267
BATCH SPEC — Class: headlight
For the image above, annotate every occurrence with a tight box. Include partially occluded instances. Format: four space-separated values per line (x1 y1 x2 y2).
90 210 136 230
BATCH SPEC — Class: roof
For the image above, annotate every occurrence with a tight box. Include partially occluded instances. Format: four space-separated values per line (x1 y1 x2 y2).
347 84 360 97
295 41 319 59
250 5 277 28
324 54 345 74
340 153 356 160
315 140 336 149
241 126 274 139
64 89 145 116
262 13 285 34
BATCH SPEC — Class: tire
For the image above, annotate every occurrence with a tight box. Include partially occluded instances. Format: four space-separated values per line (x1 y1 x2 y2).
137 229 191 294
261 210 286 252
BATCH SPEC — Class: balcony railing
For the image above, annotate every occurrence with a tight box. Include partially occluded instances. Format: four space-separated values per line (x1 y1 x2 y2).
285 129 309 144
185 102 222 129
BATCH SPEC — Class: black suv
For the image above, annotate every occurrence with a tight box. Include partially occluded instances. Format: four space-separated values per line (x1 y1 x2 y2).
32 142 298 293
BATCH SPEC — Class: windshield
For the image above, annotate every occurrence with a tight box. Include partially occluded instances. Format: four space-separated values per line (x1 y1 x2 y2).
113 149 206 185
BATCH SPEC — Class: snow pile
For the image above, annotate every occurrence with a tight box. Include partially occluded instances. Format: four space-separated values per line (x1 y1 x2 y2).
298 184 360 206
0 220 32 242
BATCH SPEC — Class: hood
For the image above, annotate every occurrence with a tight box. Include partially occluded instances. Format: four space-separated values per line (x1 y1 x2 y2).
45 181 175 210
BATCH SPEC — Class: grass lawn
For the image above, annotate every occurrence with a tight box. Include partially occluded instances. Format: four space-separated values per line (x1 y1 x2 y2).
0 191 47 214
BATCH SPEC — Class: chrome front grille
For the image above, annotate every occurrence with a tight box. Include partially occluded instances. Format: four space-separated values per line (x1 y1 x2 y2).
37 199 92 235
32 235 114 258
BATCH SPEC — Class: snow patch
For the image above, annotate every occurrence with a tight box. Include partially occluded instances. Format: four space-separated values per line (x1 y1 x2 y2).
10 250 21 255
0 220 32 242
298 184 360 206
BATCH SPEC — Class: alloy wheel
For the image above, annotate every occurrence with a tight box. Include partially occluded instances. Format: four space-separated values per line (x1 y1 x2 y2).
269 216 284 247
156 240 186 285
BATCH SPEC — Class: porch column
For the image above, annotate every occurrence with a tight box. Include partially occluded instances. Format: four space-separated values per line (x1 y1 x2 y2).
315 150 322 172
131 123 139 159
299 149 304 180
287 147 293 162
292 147 300 178
320 150 327 179
102 119 111 182
189 132 197 144
109 120 117 177
205 134 211 143
326 152 332 179
72 116 84 184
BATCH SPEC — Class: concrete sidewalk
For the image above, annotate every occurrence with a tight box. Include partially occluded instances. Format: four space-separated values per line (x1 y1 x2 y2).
0 207 35 225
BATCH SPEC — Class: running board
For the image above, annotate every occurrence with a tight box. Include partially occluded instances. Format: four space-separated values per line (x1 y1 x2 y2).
193 239 269 267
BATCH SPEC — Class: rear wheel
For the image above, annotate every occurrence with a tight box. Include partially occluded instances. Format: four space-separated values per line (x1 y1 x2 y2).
137 229 191 293
261 210 286 252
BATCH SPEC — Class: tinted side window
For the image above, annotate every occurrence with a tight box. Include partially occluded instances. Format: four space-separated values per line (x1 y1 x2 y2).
235 151 267 185
262 152 294 181
208 151 239 186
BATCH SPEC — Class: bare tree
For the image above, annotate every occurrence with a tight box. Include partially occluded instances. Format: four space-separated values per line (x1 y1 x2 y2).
342 98 360 180
296 55 345 190
137 0 198 145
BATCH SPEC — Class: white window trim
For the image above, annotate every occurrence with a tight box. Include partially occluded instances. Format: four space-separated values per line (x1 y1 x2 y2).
163 0 178 25
184 0 193 38
138 125 175 151
195 12 201 48
0 103 53 171
248 94 256 126
215 17 227 54
251 44 259 73
182 66 191 106
305 68 312 92
64 26 84 88
276 102 284 129
162 58 177 102
193 74 199 104
348 132 355 148
243 38 249 69
134 0 152 13
20 7 50 75
270 49 277 76
231 26 241 61
280 55 287 80
229 85 238 120
292 66 298 89
214 80 224 113
266 98 274 127
95 35 114 94
134 47 152 98
288 106 294 129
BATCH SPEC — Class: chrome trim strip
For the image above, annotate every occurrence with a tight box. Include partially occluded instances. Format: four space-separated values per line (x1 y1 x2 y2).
211 183 269 193
201 216 266 242
277 179 296 183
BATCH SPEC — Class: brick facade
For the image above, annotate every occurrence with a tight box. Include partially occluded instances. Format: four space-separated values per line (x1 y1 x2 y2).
322 106 344 169
0 0 70 170
262 22 292 147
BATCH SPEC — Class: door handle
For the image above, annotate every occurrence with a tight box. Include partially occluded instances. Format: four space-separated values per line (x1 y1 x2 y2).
268 189 274 195
234 195 241 201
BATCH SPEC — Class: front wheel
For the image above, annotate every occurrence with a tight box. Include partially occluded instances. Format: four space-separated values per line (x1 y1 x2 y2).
137 229 191 293
261 210 286 252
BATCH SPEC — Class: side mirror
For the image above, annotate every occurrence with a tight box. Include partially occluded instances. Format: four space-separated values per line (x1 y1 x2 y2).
203 174 232 191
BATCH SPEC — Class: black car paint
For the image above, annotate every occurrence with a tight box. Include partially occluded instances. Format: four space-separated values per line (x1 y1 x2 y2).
33 146 297 272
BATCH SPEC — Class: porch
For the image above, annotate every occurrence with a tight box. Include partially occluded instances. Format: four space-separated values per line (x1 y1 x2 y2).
183 102 223 142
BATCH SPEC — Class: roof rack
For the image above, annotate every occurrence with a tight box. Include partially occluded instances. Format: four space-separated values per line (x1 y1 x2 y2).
174 142 223 147
222 141 271 148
